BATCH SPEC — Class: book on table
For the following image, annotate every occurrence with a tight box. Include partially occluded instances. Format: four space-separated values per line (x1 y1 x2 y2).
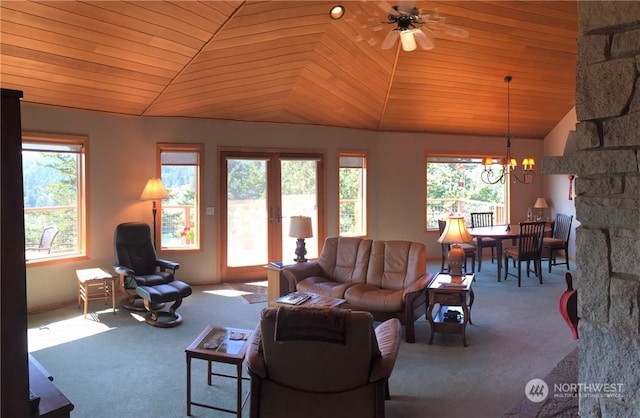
276 291 311 305
439 277 467 288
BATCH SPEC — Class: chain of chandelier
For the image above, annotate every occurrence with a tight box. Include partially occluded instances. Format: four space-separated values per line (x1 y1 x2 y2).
480 76 535 185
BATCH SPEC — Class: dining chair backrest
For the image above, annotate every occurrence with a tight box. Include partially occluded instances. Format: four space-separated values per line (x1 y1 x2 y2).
553 214 573 243
518 221 546 260
470 212 494 228
438 219 450 251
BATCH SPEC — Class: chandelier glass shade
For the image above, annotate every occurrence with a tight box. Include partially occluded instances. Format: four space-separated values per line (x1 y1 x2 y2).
481 76 535 185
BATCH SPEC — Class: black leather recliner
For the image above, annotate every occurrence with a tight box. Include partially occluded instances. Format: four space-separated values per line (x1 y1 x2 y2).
113 222 192 327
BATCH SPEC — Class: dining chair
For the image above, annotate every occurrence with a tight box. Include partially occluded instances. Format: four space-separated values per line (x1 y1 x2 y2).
470 212 497 271
438 219 475 274
503 221 545 287
542 214 573 272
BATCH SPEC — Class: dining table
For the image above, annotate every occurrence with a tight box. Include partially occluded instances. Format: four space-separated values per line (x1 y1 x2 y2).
468 225 523 282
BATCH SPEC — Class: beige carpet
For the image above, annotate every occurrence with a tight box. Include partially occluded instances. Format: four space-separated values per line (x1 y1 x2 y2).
225 281 268 304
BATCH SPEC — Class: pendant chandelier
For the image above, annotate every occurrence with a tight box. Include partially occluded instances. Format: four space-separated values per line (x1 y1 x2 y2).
480 76 535 185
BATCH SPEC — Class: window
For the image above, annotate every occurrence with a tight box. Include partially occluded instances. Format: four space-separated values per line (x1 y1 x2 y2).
22 133 87 263
159 144 202 250
426 155 507 230
338 151 367 236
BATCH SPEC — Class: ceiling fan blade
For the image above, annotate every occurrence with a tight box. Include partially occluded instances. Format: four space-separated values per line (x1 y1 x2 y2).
413 29 435 50
444 25 469 38
378 1 400 16
381 30 399 49
397 0 417 14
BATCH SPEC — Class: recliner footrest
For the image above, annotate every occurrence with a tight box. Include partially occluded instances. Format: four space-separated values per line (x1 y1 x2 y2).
135 280 192 303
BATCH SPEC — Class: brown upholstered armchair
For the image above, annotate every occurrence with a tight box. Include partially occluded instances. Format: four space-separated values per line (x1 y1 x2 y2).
246 307 401 418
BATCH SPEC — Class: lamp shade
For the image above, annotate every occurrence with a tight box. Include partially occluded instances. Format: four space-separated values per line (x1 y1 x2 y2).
534 197 548 209
289 216 313 239
140 178 169 201
437 216 472 244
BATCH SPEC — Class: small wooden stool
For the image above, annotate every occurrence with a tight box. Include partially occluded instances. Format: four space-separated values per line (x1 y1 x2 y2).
76 268 117 318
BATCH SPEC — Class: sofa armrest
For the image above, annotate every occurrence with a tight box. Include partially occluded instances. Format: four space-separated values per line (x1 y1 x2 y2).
246 324 266 379
402 272 434 299
281 262 324 290
370 318 401 383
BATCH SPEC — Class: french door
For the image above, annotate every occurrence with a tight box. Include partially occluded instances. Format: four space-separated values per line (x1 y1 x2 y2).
218 149 324 282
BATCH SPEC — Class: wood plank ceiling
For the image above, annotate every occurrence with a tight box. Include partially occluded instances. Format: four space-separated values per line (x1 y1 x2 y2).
0 1 578 139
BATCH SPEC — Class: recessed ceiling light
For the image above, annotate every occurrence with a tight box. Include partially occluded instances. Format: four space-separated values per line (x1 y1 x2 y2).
329 5 345 20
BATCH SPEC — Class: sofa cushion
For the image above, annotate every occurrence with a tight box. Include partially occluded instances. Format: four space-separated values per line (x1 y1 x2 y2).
366 240 426 291
297 276 355 298
317 236 372 285
344 284 404 312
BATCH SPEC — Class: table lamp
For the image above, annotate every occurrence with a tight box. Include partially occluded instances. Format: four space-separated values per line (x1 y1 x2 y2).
289 215 313 263
534 197 548 221
140 177 169 249
437 216 473 279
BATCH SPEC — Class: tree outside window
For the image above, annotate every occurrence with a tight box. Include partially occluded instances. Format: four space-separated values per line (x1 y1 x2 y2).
339 152 367 237
159 145 202 250
426 155 507 230
22 133 87 262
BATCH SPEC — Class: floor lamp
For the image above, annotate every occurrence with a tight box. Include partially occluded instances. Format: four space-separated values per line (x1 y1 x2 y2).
140 178 169 249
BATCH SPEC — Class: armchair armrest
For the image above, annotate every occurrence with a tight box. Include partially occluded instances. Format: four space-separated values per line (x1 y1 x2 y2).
246 325 266 379
156 259 179 272
113 264 134 277
370 318 401 383
281 262 323 291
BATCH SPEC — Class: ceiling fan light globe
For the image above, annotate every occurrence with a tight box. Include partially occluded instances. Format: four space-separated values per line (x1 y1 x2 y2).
400 30 417 51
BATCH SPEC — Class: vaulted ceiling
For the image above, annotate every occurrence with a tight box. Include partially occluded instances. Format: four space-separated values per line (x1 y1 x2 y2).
0 1 578 139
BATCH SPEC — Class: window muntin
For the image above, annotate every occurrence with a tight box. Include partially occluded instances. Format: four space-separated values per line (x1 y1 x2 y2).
338 152 367 237
159 144 202 250
426 155 507 230
22 133 87 263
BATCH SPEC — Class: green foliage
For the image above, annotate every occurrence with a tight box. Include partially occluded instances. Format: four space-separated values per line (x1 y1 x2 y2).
426 160 505 228
227 160 267 200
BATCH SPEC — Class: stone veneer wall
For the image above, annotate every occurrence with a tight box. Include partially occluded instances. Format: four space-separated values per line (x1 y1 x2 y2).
575 2 640 416
545 1 640 416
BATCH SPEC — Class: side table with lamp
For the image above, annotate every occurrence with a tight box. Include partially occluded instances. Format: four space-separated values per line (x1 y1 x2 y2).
265 215 314 306
430 216 475 346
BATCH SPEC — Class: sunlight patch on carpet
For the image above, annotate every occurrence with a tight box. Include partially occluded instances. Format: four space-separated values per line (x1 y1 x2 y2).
28 311 115 351
217 281 268 304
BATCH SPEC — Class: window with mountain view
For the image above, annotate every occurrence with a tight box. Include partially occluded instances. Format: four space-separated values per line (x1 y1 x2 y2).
426 155 507 230
159 144 202 250
22 133 87 263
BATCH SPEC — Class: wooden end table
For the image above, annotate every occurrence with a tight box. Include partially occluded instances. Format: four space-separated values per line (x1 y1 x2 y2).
76 268 117 318
186 325 252 417
426 273 474 347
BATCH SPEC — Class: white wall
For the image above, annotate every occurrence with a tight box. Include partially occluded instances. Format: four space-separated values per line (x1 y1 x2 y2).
21 103 544 310
543 107 579 259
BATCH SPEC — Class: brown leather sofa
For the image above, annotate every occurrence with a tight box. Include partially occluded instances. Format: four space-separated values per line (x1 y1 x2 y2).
282 236 433 343
246 306 401 418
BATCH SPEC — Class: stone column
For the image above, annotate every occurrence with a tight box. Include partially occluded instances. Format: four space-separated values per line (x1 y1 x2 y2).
544 1 640 415
572 1 640 417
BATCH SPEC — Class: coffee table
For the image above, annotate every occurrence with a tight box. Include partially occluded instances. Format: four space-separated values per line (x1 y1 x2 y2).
274 291 345 308
185 325 252 417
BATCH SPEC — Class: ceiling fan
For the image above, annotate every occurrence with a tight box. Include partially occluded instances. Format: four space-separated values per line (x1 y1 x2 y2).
378 2 469 51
